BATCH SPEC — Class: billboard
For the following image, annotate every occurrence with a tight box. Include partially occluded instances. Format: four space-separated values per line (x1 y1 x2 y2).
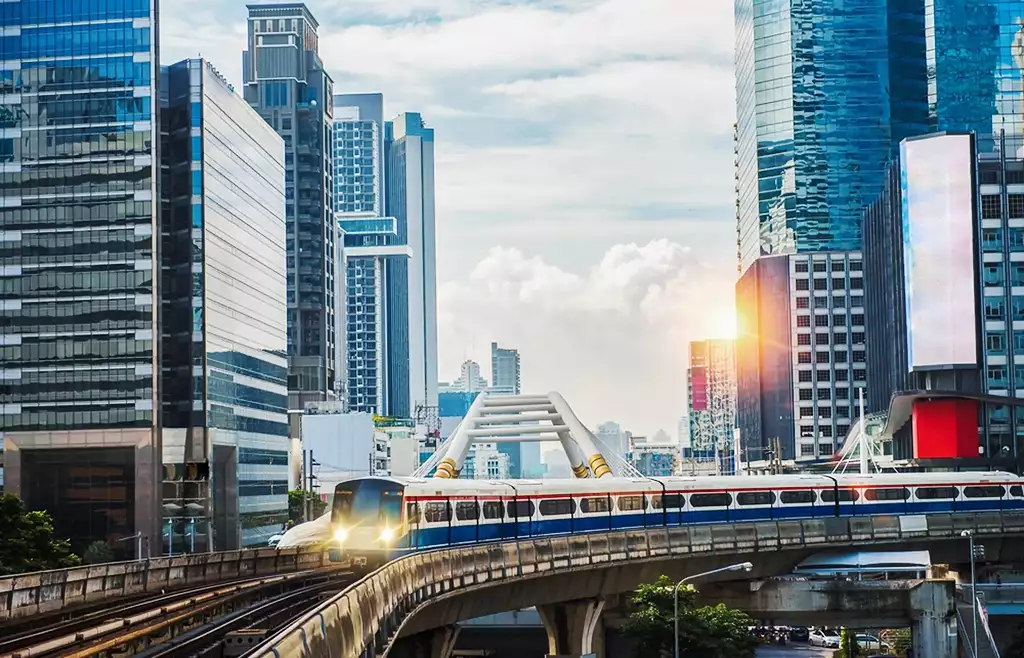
900 134 978 370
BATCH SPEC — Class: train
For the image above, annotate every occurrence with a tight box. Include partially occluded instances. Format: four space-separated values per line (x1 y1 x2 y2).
324 471 1024 566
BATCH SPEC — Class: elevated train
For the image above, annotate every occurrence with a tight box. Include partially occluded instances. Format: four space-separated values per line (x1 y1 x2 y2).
329 471 1024 566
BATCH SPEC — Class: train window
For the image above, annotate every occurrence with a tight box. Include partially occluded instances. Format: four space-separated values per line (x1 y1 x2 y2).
455 501 479 521
1011 486 1024 498
617 495 647 511
864 487 909 501
915 487 959 500
406 502 420 523
820 489 859 502
736 491 776 506
650 493 685 509
579 497 610 513
482 501 505 519
689 493 732 508
779 490 815 504
964 485 1007 498
423 502 451 523
507 500 535 518
539 499 576 516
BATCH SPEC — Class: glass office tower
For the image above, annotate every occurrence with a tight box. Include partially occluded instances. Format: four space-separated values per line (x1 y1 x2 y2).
243 3 340 409
0 0 162 557
161 59 289 549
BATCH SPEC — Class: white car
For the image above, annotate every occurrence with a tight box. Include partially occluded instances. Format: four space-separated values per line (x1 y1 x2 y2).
267 534 284 548
809 629 841 648
856 634 889 651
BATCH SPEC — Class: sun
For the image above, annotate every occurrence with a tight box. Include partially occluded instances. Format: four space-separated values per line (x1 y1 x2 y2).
711 308 738 339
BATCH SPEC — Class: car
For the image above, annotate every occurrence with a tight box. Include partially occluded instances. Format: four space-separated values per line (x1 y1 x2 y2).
267 533 284 548
856 634 890 651
809 629 841 648
788 626 809 642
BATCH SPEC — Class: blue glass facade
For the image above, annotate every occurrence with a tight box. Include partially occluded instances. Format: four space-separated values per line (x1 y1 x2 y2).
161 59 289 549
736 0 899 273
243 3 339 409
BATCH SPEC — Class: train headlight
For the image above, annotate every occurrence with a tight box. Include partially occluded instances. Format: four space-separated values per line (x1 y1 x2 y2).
333 527 348 544
379 527 395 543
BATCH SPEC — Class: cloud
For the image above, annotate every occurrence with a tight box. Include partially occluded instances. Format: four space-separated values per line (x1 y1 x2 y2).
159 0 739 435
438 240 736 435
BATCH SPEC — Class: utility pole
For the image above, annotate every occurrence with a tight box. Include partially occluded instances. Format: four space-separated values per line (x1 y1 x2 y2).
305 449 320 522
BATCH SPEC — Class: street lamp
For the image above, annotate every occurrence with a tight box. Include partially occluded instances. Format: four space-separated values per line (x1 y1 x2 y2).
961 530 985 658
674 561 754 658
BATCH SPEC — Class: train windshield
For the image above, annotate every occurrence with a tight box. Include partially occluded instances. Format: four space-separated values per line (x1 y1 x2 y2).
333 479 405 528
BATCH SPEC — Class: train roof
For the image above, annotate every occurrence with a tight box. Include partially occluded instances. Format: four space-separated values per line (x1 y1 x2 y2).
337 471 1021 497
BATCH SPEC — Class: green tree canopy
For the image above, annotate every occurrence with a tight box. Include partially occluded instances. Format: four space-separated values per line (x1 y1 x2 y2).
288 489 327 524
83 540 115 565
622 575 758 658
0 494 80 575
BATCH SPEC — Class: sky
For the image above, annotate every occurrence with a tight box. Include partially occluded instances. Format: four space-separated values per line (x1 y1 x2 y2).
160 0 738 438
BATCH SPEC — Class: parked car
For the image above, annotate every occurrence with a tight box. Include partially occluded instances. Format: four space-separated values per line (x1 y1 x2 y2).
788 626 809 642
809 629 841 648
856 634 890 651
268 533 284 548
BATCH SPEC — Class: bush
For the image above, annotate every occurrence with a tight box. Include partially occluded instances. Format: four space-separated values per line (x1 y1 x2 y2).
83 540 114 565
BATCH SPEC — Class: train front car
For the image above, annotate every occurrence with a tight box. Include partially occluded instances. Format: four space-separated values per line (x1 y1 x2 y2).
329 476 407 569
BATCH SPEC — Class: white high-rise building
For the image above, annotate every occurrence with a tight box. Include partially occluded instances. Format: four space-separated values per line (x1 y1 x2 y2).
446 360 489 393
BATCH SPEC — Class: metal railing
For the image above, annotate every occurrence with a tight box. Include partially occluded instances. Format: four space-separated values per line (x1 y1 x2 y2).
0 546 329 622
253 510 1024 658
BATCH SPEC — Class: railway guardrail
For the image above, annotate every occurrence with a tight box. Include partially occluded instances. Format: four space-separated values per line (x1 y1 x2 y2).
0 546 329 622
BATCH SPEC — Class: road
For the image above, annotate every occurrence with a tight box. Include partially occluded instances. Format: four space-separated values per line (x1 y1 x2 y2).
756 644 835 657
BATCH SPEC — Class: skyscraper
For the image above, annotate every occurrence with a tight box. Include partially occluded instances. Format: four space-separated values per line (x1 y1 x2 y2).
385 113 439 417
444 360 489 393
332 94 413 416
0 0 162 556
734 0 900 462
490 342 521 395
686 340 737 462
243 3 340 409
160 58 289 550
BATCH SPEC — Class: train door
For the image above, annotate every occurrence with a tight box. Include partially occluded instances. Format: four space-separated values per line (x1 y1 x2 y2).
406 500 420 549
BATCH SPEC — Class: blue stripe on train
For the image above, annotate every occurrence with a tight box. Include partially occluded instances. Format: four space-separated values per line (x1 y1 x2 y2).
335 499 1010 557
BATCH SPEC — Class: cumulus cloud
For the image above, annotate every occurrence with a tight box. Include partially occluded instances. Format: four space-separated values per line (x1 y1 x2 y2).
160 0 739 434
438 240 736 435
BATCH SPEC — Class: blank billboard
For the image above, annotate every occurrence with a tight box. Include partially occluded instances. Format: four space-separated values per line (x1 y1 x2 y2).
900 134 978 370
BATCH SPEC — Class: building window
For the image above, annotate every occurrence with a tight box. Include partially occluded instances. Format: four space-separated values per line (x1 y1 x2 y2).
820 426 833 438
835 351 848 363
795 261 808 273
832 260 846 272
1015 333 1024 354
1012 263 1024 287
988 331 1007 354
813 278 828 291
799 371 813 382
986 297 1007 320
837 406 851 418
797 334 811 346
816 352 831 364
815 333 830 346
799 389 813 401
835 332 847 345
1011 228 1024 250
796 297 810 309
817 388 831 401
853 369 866 381
851 314 864 326
982 195 1002 220
797 315 811 328
989 365 1008 389
796 279 809 291
985 262 1006 286
815 315 830 327
816 369 831 381
814 296 829 309
984 228 1004 252
820 442 835 454
798 352 812 364
1008 168 1024 184
820 406 832 418
800 444 816 456
800 406 814 418
1010 195 1024 219
836 369 849 381
813 262 827 272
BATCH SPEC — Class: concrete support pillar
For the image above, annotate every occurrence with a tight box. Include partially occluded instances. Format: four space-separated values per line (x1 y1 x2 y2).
429 625 460 658
537 598 605 658
912 611 956 658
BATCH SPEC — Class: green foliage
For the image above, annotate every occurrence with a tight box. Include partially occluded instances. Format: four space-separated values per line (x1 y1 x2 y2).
622 575 758 658
887 628 912 657
0 494 80 575
288 489 327 524
83 540 115 565
836 628 861 658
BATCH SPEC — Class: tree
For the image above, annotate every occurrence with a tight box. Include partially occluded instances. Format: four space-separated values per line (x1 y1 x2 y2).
836 628 861 658
83 540 115 565
623 575 758 658
0 494 80 575
288 489 327 524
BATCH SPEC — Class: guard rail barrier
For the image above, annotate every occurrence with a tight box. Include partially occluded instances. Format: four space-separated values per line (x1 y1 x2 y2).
254 511 1024 658
0 546 329 622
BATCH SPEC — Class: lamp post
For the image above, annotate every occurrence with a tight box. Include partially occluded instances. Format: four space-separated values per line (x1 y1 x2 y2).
674 561 753 658
961 530 985 658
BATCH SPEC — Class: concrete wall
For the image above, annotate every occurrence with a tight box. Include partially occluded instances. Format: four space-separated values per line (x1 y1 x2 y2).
253 510 1024 658
0 546 327 622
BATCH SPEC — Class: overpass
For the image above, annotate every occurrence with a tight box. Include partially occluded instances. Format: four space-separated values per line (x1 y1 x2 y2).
252 510 1024 658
